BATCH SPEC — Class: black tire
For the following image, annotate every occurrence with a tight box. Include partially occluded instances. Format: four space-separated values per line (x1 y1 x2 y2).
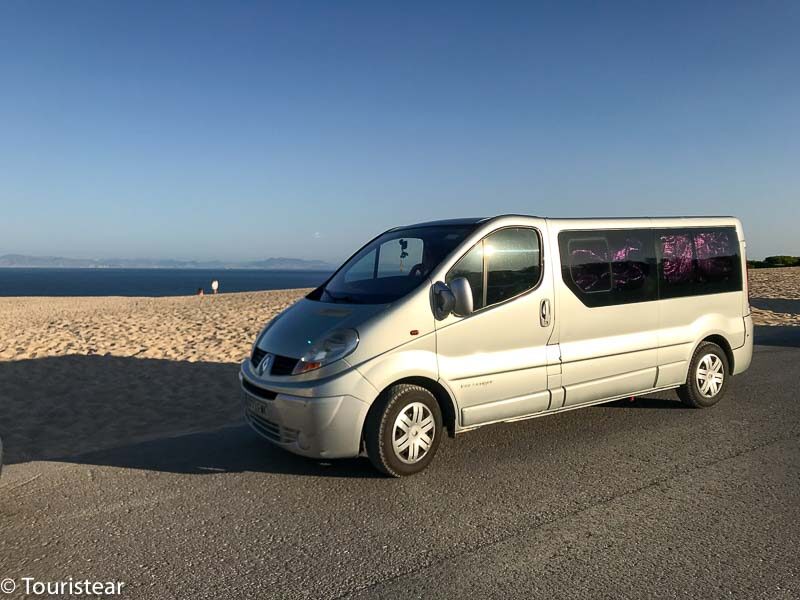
364 384 443 477
677 341 730 408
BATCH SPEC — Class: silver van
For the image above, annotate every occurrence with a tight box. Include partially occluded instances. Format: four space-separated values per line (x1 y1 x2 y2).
240 216 753 476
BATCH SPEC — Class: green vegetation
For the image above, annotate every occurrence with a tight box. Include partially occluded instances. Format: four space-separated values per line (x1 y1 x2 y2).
747 256 800 269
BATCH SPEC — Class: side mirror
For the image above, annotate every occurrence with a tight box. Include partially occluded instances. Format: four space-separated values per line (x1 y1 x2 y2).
449 277 474 317
431 278 473 320
431 281 455 320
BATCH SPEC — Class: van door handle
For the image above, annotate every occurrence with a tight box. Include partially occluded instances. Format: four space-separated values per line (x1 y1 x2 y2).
540 298 551 327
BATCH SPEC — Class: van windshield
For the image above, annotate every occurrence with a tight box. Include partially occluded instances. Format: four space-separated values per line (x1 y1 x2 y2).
315 225 477 304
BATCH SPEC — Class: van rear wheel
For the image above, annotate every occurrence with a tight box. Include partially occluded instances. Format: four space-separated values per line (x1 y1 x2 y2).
678 341 730 408
364 384 443 477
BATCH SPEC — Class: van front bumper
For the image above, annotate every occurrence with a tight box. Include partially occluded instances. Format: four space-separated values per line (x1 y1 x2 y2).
239 360 373 459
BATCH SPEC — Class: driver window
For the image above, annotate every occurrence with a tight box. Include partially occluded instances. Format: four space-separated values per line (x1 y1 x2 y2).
485 228 541 305
446 227 541 312
446 244 485 310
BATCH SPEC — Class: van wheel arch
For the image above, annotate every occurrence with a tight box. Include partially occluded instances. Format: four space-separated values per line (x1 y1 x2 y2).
701 334 734 373
365 377 457 439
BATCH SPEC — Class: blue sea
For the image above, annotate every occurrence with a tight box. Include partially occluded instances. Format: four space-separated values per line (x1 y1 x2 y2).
0 268 332 297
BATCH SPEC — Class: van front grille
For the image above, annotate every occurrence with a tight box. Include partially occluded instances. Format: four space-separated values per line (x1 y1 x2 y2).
251 347 267 368
250 347 299 376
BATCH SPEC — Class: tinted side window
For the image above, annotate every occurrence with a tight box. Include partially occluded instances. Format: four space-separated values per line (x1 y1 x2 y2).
446 227 542 312
657 227 741 298
485 228 541 306
658 232 694 291
694 229 740 290
559 229 657 307
446 243 485 310
567 237 611 293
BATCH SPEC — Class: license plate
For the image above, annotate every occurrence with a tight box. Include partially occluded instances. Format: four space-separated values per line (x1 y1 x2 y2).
247 398 272 420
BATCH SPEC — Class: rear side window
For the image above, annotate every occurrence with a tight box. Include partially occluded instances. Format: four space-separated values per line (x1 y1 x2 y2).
447 227 542 312
658 233 694 288
567 237 612 293
657 227 741 298
559 229 657 307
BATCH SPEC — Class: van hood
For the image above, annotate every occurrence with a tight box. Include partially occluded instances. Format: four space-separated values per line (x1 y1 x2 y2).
255 298 387 359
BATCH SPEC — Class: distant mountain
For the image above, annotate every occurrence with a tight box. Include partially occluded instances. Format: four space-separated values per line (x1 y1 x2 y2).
244 257 333 270
0 254 335 271
0 254 97 268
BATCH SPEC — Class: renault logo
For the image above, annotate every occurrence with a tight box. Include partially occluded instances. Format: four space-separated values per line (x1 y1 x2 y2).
257 353 274 376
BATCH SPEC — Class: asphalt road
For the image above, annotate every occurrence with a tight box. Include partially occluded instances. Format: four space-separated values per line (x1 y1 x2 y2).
1 328 799 599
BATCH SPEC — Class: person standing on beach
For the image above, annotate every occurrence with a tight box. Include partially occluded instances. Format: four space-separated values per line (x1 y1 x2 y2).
211 280 219 294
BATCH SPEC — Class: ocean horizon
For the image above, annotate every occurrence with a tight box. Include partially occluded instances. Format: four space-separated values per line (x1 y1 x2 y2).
0 267 332 297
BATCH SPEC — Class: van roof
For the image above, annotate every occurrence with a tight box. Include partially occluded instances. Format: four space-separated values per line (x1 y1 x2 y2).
395 214 738 229
389 217 488 230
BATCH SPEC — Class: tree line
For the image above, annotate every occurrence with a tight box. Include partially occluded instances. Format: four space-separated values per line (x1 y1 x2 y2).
747 256 800 269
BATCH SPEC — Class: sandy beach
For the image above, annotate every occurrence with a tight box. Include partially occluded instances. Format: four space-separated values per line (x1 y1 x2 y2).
0 289 308 363
1 266 797 363
0 289 309 464
1 268 798 465
747 266 800 326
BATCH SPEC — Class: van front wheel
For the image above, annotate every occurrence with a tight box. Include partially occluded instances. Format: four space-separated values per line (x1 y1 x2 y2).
678 341 730 408
364 384 443 477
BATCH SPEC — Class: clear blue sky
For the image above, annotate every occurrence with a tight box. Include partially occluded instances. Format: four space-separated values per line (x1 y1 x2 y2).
1 1 797 262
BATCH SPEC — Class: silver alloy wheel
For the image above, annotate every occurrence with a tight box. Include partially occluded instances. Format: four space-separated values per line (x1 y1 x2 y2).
392 402 435 464
696 353 724 398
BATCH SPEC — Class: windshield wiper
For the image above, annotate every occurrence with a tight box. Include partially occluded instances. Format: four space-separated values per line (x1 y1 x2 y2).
323 290 361 304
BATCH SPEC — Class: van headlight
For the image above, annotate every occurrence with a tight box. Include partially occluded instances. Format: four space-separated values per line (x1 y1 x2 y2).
293 329 359 375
